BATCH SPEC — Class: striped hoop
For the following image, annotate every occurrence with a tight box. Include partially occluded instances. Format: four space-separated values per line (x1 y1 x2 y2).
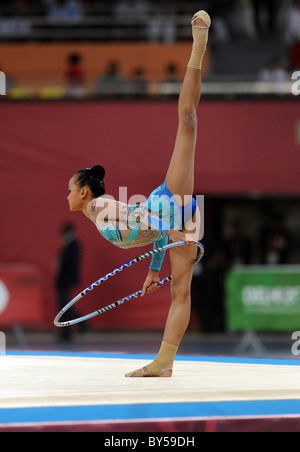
54 240 204 327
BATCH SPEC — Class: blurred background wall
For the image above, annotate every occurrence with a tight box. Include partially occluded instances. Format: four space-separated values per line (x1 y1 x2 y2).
0 0 299 338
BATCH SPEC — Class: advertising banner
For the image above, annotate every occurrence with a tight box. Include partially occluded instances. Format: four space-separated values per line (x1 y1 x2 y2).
0 265 44 328
226 266 300 331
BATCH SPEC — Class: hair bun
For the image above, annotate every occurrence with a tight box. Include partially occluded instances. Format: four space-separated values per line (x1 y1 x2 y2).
90 165 105 181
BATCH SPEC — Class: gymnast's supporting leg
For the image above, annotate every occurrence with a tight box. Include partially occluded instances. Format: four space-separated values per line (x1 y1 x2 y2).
126 11 210 378
125 221 198 378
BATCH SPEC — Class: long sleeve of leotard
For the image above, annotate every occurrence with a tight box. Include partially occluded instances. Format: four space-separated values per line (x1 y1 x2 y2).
149 236 168 271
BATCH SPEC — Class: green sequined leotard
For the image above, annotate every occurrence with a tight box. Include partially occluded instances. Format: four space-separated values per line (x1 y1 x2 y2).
90 181 197 271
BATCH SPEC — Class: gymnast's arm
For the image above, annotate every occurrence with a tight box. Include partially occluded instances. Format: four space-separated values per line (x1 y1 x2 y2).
149 236 168 272
141 236 168 297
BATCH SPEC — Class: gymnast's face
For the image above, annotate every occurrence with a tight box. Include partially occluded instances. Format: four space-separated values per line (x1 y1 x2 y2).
67 176 84 211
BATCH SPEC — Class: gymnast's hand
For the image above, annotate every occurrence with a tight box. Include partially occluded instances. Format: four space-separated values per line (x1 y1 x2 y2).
141 270 160 297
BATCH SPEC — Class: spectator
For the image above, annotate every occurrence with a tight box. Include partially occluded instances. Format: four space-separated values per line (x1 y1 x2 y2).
147 15 177 43
163 62 181 82
114 0 149 19
65 52 86 98
160 62 182 99
43 0 84 23
259 213 293 265
230 0 256 39
95 61 126 98
222 218 252 268
191 234 225 332
258 56 288 95
285 0 300 70
55 222 85 343
114 0 150 40
127 66 148 98
210 0 239 42
251 0 282 38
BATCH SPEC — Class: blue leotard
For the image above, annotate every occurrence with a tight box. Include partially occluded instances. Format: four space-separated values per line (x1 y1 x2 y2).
92 181 197 271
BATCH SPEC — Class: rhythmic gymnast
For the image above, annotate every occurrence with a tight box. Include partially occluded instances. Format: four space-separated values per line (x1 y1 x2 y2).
67 10 211 377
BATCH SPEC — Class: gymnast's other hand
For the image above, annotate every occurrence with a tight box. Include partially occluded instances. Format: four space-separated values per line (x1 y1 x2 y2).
141 270 160 297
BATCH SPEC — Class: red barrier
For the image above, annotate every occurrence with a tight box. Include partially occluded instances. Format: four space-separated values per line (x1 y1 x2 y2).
0 265 44 328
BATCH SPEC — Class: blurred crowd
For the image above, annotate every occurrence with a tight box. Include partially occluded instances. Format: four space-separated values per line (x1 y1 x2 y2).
0 0 299 97
62 53 183 99
0 0 299 45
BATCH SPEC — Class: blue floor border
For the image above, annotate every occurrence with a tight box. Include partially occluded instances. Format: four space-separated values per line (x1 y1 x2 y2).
1 400 300 425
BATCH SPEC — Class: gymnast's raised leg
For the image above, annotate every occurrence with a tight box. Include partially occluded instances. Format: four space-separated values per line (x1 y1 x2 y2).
126 10 210 377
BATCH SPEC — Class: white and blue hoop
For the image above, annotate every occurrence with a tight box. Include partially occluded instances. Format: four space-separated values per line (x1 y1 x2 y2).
54 240 204 327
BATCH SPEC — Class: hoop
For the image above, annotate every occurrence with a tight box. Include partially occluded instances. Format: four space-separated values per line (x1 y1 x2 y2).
54 240 204 327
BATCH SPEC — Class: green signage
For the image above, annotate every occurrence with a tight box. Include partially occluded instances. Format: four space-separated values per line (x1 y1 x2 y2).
226 266 300 331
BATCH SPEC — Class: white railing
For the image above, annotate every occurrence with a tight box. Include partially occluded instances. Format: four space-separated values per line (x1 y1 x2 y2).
2 77 297 100
0 14 195 41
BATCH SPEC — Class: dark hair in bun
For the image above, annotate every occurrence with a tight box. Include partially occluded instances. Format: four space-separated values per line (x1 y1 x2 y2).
75 165 105 197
